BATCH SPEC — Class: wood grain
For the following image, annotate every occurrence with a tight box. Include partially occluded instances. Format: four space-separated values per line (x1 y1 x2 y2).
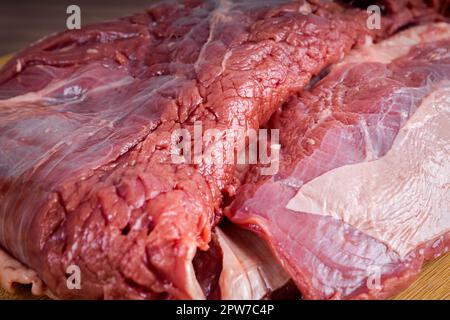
0 55 448 300
394 253 449 300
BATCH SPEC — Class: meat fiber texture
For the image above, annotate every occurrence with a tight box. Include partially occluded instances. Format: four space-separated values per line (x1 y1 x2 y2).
0 0 444 299
0 0 373 299
227 22 450 299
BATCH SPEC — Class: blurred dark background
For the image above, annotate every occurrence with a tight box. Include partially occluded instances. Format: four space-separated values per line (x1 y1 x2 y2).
0 0 159 55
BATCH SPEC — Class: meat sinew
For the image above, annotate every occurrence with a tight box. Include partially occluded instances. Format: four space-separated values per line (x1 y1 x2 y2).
0 0 446 299
0 0 382 299
227 23 450 299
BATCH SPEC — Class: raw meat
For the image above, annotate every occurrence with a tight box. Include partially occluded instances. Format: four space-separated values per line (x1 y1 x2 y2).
227 23 450 299
286 86 450 257
0 0 403 299
0 249 46 296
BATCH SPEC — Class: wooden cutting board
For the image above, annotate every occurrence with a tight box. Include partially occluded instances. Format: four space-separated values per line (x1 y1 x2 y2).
0 55 11 67
0 55 448 300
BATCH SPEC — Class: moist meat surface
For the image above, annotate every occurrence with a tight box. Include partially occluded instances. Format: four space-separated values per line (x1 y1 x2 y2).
227 23 450 299
0 0 445 299
0 0 378 299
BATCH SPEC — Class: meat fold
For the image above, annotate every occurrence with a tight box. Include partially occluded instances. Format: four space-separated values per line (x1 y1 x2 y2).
227 23 450 299
0 0 390 299
216 222 290 300
0 0 445 299
190 221 292 300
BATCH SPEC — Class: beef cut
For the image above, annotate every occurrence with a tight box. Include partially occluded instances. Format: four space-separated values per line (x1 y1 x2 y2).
0 0 398 299
227 23 450 299
0 0 446 299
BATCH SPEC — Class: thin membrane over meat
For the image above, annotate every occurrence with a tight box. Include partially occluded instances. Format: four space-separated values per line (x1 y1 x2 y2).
287 85 450 257
1 0 416 299
227 23 450 299
217 223 290 300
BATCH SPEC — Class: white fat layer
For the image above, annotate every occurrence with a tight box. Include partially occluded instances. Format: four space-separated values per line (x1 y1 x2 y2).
0 247 45 296
341 23 450 65
287 84 450 258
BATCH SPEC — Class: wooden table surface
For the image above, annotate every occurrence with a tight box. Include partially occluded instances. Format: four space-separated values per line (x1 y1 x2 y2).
0 49 448 300
0 0 156 56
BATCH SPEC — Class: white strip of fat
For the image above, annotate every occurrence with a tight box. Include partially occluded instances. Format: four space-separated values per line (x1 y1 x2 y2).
0 247 45 295
340 23 450 65
287 84 450 258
